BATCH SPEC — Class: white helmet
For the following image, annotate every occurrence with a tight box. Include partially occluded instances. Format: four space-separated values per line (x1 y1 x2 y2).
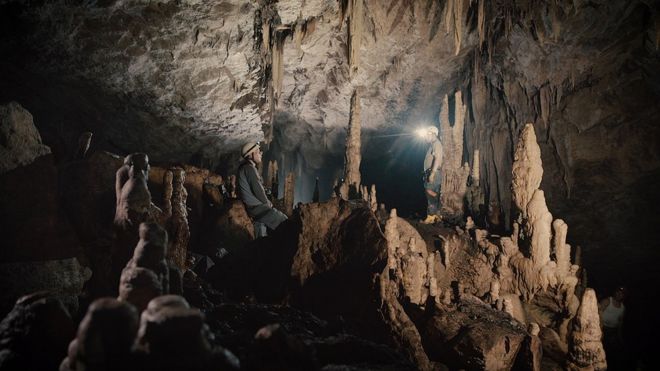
427 126 439 136
241 141 260 158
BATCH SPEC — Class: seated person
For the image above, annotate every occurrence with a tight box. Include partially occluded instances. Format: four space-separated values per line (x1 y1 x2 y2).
237 141 287 236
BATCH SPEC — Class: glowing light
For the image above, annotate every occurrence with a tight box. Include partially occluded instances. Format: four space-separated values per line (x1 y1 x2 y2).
415 127 429 138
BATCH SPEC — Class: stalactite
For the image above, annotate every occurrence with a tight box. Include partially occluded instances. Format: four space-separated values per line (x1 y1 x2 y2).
272 32 285 106
284 172 295 217
340 89 362 200
477 0 486 48
347 0 363 77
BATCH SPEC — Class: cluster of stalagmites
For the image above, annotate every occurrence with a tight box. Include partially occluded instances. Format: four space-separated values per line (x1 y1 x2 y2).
365 123 604 370
59 295 239 371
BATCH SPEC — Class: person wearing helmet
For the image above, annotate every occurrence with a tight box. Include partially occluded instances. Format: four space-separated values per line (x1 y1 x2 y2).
422 126 442 224
237 141 287 236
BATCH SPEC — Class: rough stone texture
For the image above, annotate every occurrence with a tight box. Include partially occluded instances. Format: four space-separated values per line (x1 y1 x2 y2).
125 223 170 294
439 91 469 219
420 300 526 370
339 89 362 200
118 266 163 313
0 101 51 174
60 298 139 371
167 167 190 270
567 288 607 370
0 258 91 317
135 295 240 371
512 124 544 219
0 293 75 371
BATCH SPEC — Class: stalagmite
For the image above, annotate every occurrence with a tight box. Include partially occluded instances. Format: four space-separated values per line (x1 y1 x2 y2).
466 149 484 217
526 189 552 267
512 123 543 218
168 167 189 270
284 172 295 216
340 90 362 200
439 91 470 218
567 289 607 370
553 219 571 279
369 184 377 212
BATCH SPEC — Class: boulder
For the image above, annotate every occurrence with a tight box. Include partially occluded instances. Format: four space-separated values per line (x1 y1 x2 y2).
0 101 51 174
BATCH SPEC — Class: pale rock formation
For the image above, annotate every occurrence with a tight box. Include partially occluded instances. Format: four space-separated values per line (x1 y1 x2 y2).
167 167 190 270
117 266 163 313
567 288 607 371
512 124 543 218
0 102 51 174
124 223 170 294
439 92 470 218
284 172 296 216
114 153 152 229
384 210 433 306
526 189 553 267
60 298 138 371
466 149 485 217
227 175 237 199
339 90 362 200
369 184 377 212
135 295 239 371
266 160 277 189
553 219 571 279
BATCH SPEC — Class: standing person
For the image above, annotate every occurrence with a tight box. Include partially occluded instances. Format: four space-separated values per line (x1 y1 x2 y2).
237 142 287 236
422 126 443 224
599 286 626 369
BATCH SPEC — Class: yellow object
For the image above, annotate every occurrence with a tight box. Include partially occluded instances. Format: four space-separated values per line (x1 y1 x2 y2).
421 215 440 224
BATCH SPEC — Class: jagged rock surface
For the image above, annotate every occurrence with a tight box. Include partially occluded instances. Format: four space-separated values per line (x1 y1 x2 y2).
0 102 51 174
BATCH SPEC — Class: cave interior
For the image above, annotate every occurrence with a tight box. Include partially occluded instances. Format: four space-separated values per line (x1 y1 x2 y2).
1 0 659 370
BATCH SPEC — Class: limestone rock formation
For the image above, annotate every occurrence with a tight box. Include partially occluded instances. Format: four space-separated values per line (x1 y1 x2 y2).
339 90 362 200
114 153 153 229
135 295 240 371
60 298 139 371
512 124 544 219
166 167 190 270
0 293 75 371
439 91 470 219
118 266 163 313
0 102 51 174
567 288 607 370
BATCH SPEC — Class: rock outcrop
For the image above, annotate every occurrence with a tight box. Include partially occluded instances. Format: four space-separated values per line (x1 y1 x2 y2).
0 102 51 174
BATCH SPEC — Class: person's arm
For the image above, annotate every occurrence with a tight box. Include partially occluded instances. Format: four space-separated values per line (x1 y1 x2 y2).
247 166 271 206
